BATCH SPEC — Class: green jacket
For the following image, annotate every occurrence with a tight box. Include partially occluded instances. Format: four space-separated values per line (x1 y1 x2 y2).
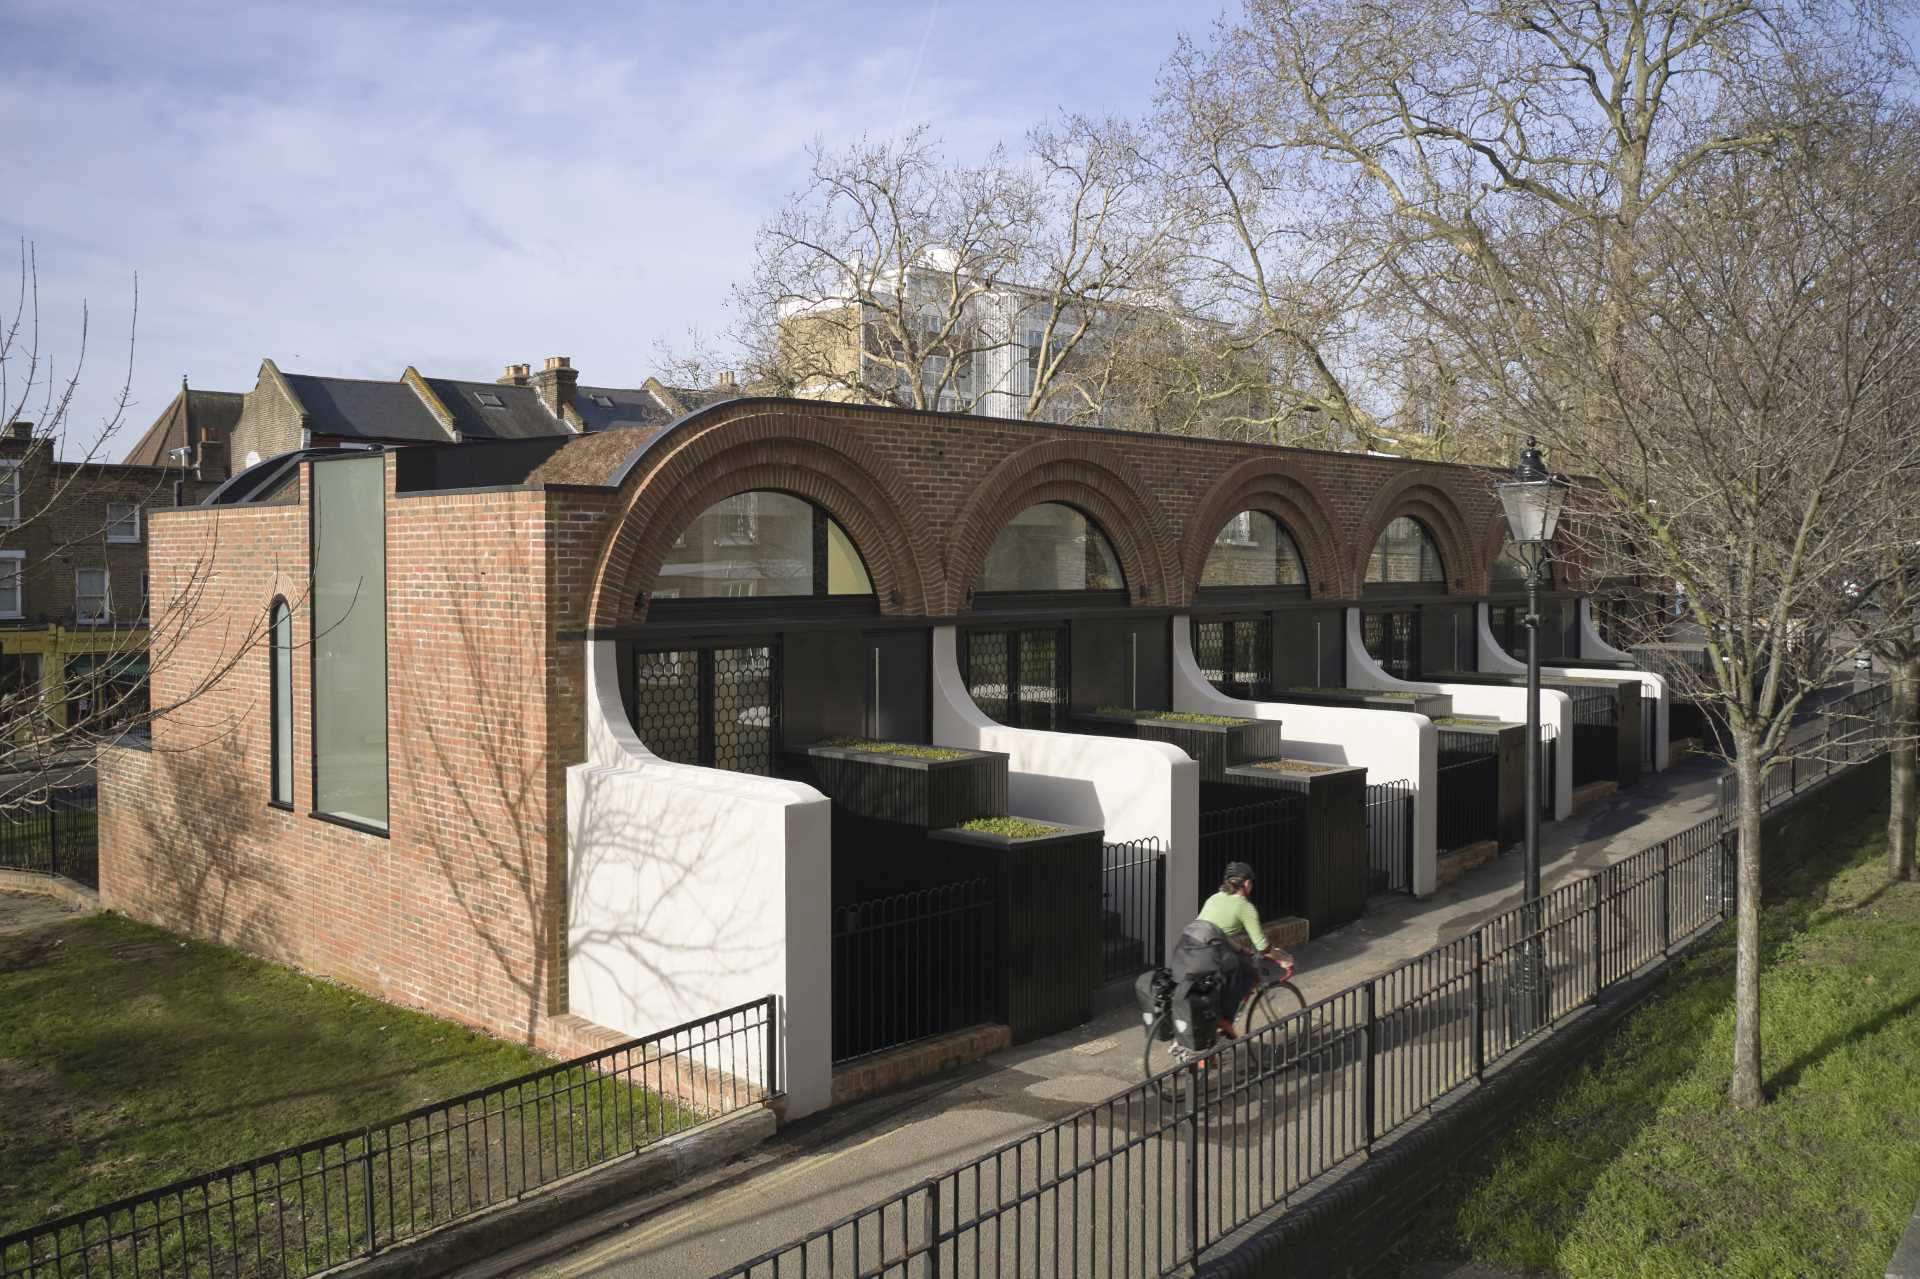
1197 890 1268 952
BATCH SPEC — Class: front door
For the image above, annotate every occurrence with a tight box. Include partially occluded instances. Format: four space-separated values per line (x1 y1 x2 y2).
863 631 929 743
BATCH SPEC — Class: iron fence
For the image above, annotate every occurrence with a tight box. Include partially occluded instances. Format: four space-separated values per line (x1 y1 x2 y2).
1197 790 1307 918
2 997 779 1279
832 880 999 1065
1364 779 1415 895
1435 734 1498 855
1569 686 1618 787
1718 684 1892 818
1101 838 1166 984
0 785 99 889
715 802 1761 1279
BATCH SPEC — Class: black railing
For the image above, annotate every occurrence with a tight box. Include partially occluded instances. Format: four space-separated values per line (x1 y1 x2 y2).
1197 789 1307 917
1436 733 1498 854
832 880 999 1064
1569 686 1618 787
0 785 99 889
716 800 1770 1279
1365 778 1415 894
1718 684 1892 818
1101 837 1166 984
3 997 778 1279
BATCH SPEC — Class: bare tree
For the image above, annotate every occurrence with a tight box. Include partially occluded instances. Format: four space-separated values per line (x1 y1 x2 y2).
0 243 279 807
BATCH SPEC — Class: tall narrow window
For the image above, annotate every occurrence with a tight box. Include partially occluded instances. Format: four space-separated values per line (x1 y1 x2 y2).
311 454 387 832
269 599 292 807
75 568 109 623
0 550 22 619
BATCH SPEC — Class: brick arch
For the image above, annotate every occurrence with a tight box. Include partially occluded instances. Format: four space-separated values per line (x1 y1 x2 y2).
1350 474 1482 596
944 439 1181 612
1182 457 1344 599
590 407 936 627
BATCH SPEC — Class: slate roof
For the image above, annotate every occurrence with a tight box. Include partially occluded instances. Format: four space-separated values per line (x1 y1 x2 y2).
122 387 245 466
572 385 676 432
425 379 570 441
282 374 449 443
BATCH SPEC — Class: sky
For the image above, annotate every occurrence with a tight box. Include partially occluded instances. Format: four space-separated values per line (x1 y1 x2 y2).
0 0 1207 459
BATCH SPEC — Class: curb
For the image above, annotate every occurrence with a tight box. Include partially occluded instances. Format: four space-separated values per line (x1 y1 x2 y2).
0 871 101 911
342 1105 777 1279
1888 1196 1920 1278
1193 944 1685 1278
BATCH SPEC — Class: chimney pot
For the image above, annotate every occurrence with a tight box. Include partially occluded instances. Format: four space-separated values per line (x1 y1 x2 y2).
715 370 737 389
497 363 531 386
544 355 571 371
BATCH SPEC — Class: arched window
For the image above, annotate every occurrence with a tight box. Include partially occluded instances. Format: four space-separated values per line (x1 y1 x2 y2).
655 491 874 600
977 502 1125 593
1492 533 1553 590
1201 511 1307 589
1365 517 1446 585
269 597 292 808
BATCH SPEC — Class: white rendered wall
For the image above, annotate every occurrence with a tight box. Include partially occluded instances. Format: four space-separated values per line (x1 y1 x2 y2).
1347 609 1573 820
1170 617 1440 897
930 626 1200 961
1475 602 1670 774
568 640 835 1118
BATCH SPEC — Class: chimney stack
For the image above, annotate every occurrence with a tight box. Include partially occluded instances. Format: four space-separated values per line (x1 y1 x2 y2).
497 362 532 386
531 355 578 421
714 369 737 390
8 421 33 441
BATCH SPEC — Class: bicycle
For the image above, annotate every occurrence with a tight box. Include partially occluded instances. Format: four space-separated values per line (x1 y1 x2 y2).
1140 954 1305 1098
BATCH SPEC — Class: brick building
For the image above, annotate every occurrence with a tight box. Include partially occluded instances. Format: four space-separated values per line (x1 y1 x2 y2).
99 398 1665 1115
0 422 223 738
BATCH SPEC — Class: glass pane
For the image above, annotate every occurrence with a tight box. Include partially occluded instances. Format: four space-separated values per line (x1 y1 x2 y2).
657 491 813 598
271 602 292 805
1366 517 1445 584
312 454 388 830
1202 511 1306 588
965 630 1011 724
1194 621 1227 686
1016 629 1066 730
825 519 873 595
713 646 774 775
632 649 702 765
978 502 1124 592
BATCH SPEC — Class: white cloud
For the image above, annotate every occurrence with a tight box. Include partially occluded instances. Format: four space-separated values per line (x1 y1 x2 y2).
0 0 1186 454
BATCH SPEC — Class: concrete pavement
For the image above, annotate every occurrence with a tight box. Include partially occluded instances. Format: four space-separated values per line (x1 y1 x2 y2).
470 751 1735 1279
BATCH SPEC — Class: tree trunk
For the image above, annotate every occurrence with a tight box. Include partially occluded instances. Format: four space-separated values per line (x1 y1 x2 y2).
1891 654 1918 882
1729 743 1767 1111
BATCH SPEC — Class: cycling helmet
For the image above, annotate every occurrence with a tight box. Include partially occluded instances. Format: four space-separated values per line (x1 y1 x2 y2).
1222 861 1255 884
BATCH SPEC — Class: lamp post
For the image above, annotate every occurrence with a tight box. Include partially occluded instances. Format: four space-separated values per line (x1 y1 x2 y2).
1498 437 1570 1036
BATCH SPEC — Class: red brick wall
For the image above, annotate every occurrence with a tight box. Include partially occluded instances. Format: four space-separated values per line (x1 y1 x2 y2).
101 457 572 1046
591 402 1561 628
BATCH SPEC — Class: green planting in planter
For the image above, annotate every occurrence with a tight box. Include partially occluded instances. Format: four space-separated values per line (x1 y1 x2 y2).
1369 691 1420 700
1432 716 1506 727
1246 758 1339 774
816 737 971 761
959 816 1066 839
1093 706 1254 727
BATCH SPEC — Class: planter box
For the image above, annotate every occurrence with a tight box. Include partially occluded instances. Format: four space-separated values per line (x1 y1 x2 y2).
926 821 1105 1043
1068 710 1286 783
1222 760 1369 932
795 741 1008 831
1432 719 1526 850
1274 688 1455 718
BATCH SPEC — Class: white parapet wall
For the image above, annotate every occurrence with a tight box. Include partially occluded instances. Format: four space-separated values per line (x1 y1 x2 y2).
930 626 1200 961
1474 602 1670 774
1347 608 1573 820
1169 617 1440 897
568 640 835 1119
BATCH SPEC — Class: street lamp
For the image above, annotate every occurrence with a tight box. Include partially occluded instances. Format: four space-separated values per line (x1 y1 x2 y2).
1498 437 1569 1036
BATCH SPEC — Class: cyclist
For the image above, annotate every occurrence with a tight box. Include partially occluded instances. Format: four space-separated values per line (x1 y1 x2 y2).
1172 861 1294 1038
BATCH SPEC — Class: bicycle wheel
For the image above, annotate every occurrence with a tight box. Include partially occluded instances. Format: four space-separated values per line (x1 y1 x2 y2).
1238 980 1307 1074
1143 1009 1194 1102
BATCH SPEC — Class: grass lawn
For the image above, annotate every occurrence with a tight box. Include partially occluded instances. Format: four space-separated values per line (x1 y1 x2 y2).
1404 807 1920 1278
0 902 674 1244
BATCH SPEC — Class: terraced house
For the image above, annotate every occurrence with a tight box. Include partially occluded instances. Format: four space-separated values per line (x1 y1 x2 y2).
98 397 1672 1117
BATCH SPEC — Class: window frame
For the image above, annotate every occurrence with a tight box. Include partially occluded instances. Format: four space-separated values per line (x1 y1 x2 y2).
646 491 876 611
1364 516 1448 591
74 566 109 624
106 502 142 544
269 597 293 810
0 549 22 620
0 461 19 526
973 501 1128 598
308 453 390 838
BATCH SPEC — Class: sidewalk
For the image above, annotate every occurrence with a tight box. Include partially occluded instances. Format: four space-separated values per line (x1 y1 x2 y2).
482 755 1731 1279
